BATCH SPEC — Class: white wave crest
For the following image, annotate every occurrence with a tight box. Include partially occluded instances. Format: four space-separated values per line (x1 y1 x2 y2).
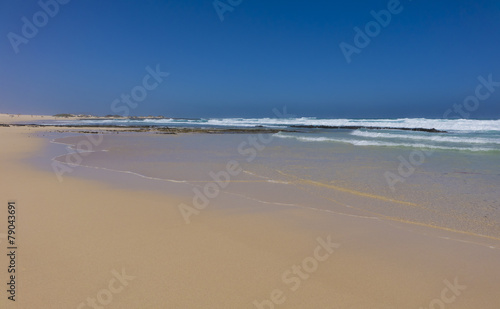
55 117 500 133
350 130 500 145
273 133 496 152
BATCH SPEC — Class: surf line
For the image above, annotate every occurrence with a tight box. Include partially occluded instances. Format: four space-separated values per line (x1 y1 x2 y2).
276 170 420 208
290 182 500 245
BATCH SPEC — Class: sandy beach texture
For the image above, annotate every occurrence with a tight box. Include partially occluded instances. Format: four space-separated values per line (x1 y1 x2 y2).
1 114 499 308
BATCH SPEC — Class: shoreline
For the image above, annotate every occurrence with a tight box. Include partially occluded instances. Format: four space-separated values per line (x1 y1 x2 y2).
1 119 500 308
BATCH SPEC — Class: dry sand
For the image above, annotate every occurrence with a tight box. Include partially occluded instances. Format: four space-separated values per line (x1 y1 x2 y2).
0 124 499 308
0 113 59 124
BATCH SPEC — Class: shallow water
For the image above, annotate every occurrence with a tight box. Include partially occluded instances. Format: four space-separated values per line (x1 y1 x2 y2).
31 130 500 240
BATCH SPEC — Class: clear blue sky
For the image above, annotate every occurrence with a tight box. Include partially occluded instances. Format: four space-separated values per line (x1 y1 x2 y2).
1 0 499 118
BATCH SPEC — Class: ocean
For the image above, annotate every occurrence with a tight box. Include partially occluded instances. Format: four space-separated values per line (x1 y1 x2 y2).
45 117 500 152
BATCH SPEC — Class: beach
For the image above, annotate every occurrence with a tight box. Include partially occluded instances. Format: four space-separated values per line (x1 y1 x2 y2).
3 0 499 307
0 114 499 308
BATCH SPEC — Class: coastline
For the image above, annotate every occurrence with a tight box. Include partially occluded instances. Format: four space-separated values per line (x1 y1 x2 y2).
1 116 500 308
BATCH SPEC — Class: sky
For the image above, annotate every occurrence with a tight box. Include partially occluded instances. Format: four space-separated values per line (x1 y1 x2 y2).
0 0 499 118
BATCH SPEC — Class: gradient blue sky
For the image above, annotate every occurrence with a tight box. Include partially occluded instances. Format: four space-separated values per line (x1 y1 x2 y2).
1 0 499 118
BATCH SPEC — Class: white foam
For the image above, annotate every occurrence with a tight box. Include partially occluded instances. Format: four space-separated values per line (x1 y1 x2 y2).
273 133 496 152
203 117 500 132
53 117 500 133
350 130 500 145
